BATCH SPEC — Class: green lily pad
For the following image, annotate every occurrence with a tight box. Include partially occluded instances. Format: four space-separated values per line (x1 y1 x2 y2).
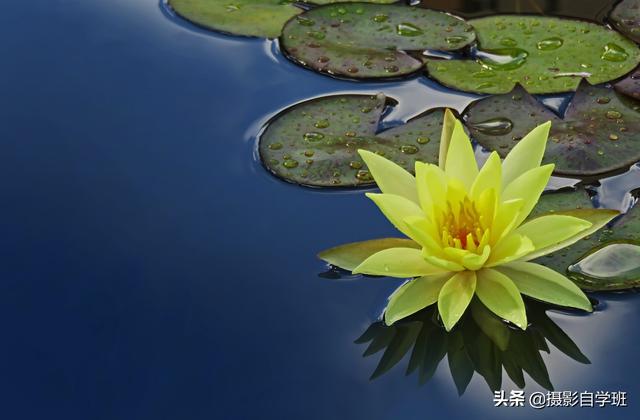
464 83 640 177
610 0 640 44
533 189 640 291
259 94 449 187
426 15 640 94
280 3 475 79
168 0 303 38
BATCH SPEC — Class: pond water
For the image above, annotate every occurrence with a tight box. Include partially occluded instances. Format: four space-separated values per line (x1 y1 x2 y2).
0 0 639 419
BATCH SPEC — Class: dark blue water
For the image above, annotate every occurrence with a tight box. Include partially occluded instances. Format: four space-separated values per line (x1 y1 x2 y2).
0 1 639 419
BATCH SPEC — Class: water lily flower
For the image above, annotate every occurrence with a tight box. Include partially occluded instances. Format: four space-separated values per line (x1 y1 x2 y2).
319 111 618 331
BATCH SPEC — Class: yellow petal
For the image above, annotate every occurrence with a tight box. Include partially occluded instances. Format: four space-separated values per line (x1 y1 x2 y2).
439 109 457 170
486 233 535 267
470 152 502 201
384 273 452 325
501 121 551 187
476 187 498 231
353 247 446 277
366 193 424 241
443 246 491 270
403 216 444 256
522 208 620 261
438 271 477 331
502 164 555 228
476 268 527 330
516 215 592 255
358 149 418 204
415 162 447 218
491 198 524 244
498 262 593 311
444 120 478 190
423 252 466 272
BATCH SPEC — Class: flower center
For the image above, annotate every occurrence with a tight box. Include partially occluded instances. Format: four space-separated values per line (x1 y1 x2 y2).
441 197 485 250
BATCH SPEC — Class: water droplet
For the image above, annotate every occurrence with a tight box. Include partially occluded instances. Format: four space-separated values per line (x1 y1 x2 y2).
416 136 430 144
345 131 356 137
470 117 513 135
597 97 611 104
347 66 359 74
396 23 423 37
597 149 605 156
536 37 563 51
476 82 496 90
318 56 330 63
349 161 363 170
337 7 347 15
445 36 467 45
401 145 419 154
477 48 529 71
601 43 629 62
569 243 640 283
314 119 330 129
356 170 372 181
307 31 325 41
304 150 315 157
283 159 299 169
304 132 325 142
384 65 399 73
361 107 372 113
500 37 517 47
225 4 241 12
606 110 622 119
296 16 315 26
268 142 283 150
306 159 314 165
609 133 619 141
373 14 388 23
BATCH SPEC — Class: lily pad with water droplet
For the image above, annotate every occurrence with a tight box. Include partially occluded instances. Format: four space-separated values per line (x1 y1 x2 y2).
426 15 640 94
465 83 640 177
168 0 306 38
531 189 640 291
280 3 475 79
259 94 450 187
610 0 640 44
614 65 640 100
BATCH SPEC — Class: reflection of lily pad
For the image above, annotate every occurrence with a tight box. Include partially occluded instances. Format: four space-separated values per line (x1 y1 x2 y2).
465 83 640 177
259 94 448 187
533 189 640 291
610 0 640 44
426 15 640 94
281 3 475 79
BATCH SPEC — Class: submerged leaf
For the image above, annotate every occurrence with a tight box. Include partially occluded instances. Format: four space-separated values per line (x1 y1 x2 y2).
281 3 475 79
427 15 640 94
260 94 449 187
465 83 640 177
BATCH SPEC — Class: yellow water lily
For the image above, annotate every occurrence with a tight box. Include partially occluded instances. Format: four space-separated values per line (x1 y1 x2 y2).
319 111 619 331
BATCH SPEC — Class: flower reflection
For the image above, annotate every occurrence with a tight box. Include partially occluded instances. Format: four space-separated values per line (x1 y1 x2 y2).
355 299 589 395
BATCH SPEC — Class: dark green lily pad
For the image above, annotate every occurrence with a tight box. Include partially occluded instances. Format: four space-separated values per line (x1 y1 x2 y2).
614 65 640 100
610 0 640 44
280 3 475 79
532 189 640 291
465 83 640 177
426 15 640 94
259 94 449 187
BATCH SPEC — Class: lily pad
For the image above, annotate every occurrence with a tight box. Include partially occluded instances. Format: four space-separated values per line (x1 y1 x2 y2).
168 0 304 38
426 15 640 94
259 94 449 187
614 65 640 99
532 189 640 291
465 83 640 177
280 3 475 79
610 0 640 44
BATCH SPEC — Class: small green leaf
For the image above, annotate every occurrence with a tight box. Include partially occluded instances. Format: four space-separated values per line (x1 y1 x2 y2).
318 238 420 272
